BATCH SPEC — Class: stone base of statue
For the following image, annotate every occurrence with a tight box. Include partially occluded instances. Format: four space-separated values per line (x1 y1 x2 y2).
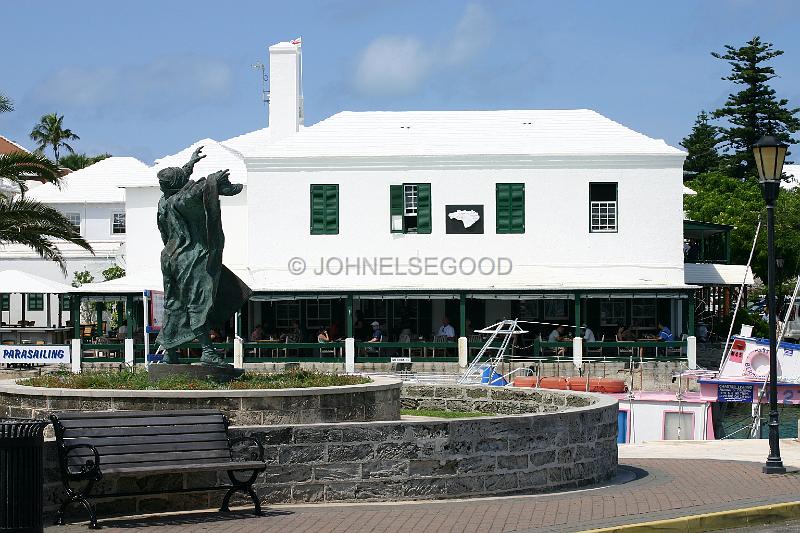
148 363 244 384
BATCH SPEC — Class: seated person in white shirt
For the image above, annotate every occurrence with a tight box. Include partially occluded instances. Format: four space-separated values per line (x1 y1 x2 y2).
436 316 456 340
582 324 596 342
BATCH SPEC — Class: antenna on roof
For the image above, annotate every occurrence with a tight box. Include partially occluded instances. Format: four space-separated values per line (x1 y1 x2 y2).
252 62 269 104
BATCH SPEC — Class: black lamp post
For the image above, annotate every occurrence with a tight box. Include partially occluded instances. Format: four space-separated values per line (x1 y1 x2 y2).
753 135 788 474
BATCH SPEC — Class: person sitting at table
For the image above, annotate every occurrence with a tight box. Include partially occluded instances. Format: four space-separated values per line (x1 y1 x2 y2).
655 321 674 341
249 324 265 341
582 323 595 342
327 322 340 341
281 320 302 343
116 324 127 340
366 321 383 342
615 325 633 341
548 325 567 355
436 316 455 340
317 328 330 343
209 328 221 342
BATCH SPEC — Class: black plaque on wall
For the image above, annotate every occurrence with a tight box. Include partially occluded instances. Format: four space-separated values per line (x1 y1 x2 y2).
445 205 484 234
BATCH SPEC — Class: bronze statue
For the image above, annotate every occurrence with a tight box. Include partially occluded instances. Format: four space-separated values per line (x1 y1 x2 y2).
156 147 251 366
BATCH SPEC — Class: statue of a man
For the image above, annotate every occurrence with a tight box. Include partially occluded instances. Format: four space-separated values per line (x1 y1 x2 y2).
155 147 251 366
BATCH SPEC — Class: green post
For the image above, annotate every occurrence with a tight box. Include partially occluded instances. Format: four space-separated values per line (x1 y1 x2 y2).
95 302 105 336
688 292 695 336
700 231 705 262
459 293 466 338
574 292 582 337
346 294 354 338
126 294 135 339
725 231 731 264
72 295 81 340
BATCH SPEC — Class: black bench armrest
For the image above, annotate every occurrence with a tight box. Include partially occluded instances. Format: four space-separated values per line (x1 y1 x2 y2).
61 443 102 480
229 436 264 462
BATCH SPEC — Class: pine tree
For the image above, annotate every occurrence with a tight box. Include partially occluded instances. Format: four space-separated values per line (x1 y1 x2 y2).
711 36 800 179
680 111 720 174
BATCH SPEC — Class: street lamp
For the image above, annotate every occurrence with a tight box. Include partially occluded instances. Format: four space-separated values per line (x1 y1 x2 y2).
753 135 788 474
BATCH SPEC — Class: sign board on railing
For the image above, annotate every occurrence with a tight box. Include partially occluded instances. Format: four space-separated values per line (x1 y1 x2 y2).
1 345 71 365
144 290 164 333
390 356 412 363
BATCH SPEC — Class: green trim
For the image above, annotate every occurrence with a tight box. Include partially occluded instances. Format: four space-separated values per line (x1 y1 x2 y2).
459 293 466 338
0 294 8 312
574 292 581 337
126 294 135 339
683 219 734 232
688 292 695 335
71 295 80 339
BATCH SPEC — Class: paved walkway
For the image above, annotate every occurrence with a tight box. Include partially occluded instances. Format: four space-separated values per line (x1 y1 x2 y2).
46 456 800 533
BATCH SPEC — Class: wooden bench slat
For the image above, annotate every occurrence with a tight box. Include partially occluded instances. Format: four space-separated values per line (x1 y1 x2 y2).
59 414 225 429
61 423 227 438
68 448 232 466
66 440 231 458
102 460 265 475
63 433 228 447
54 409 224 420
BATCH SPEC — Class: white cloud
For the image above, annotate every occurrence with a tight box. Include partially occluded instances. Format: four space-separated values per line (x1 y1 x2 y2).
354 3 493 96
29 56 234 119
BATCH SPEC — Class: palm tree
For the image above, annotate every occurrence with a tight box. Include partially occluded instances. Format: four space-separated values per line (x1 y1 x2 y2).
0 151 62 196
59 152 111 171
0 93 12 114
29 113 80 164
0 197 93 275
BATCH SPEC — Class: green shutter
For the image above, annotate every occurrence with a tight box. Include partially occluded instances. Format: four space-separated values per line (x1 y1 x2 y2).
27 293 43 311
416 183 432 234
324 185 339 234
496 183 524 234
61 295 71 311
390 184 404 233
310 185 338 235
0 294 8 312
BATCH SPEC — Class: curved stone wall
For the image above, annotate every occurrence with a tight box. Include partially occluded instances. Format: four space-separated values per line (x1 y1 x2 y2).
35 384 617 517
0 376 401 426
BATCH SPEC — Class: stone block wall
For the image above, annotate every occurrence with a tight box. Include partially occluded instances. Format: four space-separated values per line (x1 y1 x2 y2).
40 384 617 518
0 376 401 428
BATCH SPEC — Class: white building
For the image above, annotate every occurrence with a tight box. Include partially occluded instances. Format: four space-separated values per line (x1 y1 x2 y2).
109 39 703 344
0 156 150 327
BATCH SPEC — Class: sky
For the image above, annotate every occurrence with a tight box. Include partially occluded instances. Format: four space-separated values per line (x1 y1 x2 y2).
1 0 799 164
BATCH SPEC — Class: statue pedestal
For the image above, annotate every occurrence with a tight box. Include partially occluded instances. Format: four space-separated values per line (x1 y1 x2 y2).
148 363 245 384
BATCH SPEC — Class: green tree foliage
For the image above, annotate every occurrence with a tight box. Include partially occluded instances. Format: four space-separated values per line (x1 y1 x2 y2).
0 151 62 197
680 111 720 174
684 171 800 283
0 93 12 114
711 36 800 179
29 113 80 164
59 152 111 171
0 197 93 275
102 264 125 281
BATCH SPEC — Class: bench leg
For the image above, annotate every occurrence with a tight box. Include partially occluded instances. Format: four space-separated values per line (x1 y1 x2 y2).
221 470 263 516
56 481 98 529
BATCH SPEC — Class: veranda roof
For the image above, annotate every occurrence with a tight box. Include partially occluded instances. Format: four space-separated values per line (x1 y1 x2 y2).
0 269 72 293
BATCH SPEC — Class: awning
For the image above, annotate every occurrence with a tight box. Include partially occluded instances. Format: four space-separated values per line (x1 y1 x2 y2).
70 270 163 294
684 263 754 286
0 269 72 294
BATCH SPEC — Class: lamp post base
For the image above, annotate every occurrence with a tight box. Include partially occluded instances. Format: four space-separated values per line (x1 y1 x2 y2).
763 460 786 475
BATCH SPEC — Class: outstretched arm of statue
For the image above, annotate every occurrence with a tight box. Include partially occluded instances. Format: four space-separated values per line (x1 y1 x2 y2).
181 146 206 178
210 169 244 196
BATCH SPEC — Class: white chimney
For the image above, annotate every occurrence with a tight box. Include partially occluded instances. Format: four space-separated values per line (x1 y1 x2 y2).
268 40 303 141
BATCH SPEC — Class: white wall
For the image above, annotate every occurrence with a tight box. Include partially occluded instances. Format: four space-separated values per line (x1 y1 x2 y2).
246 165 685 290
53 202 126 243
125 187 249 273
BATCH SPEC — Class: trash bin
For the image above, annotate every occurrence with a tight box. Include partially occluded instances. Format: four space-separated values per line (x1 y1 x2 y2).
1 418 49 533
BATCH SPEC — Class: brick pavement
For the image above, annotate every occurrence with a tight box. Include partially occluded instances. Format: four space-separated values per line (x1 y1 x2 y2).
45 459 800 533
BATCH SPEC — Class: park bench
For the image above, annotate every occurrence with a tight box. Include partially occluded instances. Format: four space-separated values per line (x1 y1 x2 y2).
50 409 266 529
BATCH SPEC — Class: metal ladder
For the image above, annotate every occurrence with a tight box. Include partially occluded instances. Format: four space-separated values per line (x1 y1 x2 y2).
459 319 527 384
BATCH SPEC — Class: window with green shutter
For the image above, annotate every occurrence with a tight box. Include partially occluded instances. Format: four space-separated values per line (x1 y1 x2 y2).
496 183 525 233
0 294 9 312
27 293 44 311
61 295 71 311
310 184 339 235
389 183 431 234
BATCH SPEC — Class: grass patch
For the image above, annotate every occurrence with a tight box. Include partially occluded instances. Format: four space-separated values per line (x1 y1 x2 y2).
401 408 492 419
19 368 370 390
